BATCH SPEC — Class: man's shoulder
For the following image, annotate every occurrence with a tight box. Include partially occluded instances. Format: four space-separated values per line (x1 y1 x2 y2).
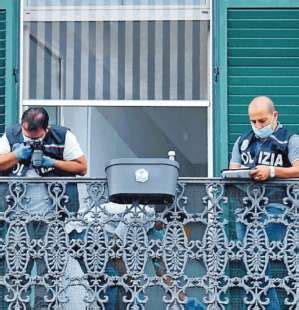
46 125 70 145
288 133 299 145
236 129 254 146
48 125 69 133
6 124 21 135
275 124 295 141
5 124 22 144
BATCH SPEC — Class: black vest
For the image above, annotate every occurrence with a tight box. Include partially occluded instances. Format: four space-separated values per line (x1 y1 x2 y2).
5 124 75 177
238 125 293 168
4 124 79 214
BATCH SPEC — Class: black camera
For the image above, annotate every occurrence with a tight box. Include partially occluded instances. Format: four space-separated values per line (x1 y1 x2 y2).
24 140 44 168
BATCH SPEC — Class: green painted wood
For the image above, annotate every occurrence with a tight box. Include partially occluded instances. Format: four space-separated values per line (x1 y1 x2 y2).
228 67 299 76
229 58 299 67
229 86 299 95
228 19 299 28
0 2 18 309
213 0 228 176
227 0 299 8
229 77 299 86
215 2 299 178
228 9 299 18
228 95 299 105
227 8 299 160
228 29 299 38
0 0 19 133
229 49 299 58
0 9 5 136
228 39 299 48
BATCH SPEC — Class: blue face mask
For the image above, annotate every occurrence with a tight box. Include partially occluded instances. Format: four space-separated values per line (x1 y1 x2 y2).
251 116 275 139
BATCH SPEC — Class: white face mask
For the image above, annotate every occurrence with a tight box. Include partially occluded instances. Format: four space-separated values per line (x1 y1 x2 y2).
24 136 44 143
23 129 47 142
251 115 276 139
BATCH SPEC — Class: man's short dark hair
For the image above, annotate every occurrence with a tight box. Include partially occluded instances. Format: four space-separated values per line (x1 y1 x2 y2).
21 107 49 131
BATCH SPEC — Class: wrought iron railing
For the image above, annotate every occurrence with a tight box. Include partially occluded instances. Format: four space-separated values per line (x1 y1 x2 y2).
0 177 298 309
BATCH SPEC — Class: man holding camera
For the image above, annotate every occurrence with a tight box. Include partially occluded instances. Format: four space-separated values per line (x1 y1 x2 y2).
0 107 87 309
0 107 87 178
0 107 87 215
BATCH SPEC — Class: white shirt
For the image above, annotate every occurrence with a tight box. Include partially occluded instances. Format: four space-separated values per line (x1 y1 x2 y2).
0 130 83 161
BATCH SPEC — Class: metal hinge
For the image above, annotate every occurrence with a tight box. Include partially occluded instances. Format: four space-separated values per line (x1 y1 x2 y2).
13 67 19 83
214 66 219 83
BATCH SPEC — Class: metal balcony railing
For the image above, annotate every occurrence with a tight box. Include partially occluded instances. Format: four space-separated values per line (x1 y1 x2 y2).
0 177 298 309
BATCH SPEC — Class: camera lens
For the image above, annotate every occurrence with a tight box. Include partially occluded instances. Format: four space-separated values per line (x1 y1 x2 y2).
32 149 43 168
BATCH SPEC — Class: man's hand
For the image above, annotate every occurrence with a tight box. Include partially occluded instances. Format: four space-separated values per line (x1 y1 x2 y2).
13 143 33 161
41 155 55 168
250 165 270 181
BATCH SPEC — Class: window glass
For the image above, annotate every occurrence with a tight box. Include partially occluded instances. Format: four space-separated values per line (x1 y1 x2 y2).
60 107 208 177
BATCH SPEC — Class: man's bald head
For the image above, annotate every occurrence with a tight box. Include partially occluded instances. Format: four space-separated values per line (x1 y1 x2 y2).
248 96 275 114
248 96 278 131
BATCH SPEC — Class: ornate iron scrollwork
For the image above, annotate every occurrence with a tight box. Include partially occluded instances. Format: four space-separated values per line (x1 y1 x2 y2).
0 178 297 309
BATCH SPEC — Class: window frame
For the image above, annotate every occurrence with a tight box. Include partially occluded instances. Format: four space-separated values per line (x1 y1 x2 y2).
24 5 210 21
20 1 214 177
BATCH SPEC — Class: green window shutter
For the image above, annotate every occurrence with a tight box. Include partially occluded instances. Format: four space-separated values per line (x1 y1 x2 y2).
227 8 299 154
0 4 18 310
0 10 7 135
0 10 6 135
0 0 18 135
0 13 6 309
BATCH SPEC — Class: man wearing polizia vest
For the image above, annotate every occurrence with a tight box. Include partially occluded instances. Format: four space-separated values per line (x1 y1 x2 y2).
0 107 87 309
229 96 299 309
230 96 299 179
